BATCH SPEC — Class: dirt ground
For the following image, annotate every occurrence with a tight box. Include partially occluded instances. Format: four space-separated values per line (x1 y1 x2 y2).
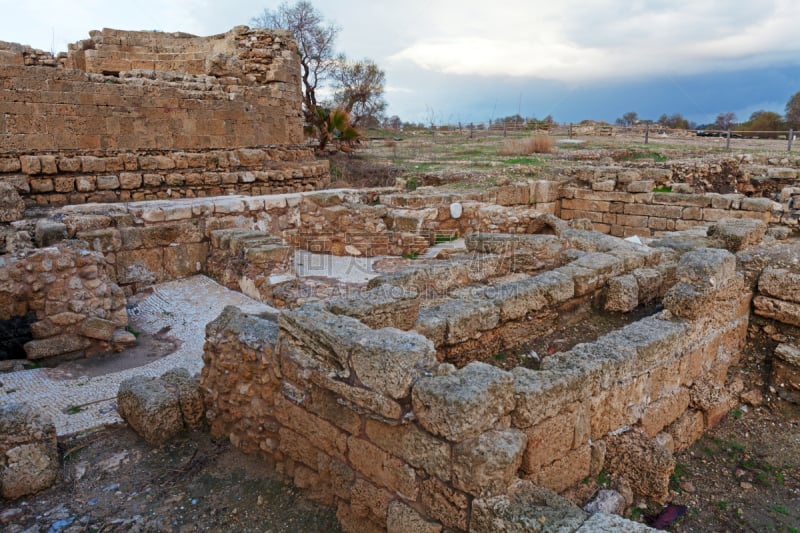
0 427 341 533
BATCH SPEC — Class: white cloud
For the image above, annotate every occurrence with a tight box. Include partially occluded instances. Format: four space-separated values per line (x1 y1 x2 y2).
388 0 800 82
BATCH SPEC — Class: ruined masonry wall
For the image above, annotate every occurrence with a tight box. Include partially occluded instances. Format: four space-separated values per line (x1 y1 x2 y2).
200 247 750 532
0 244 129 360
0 27 327 205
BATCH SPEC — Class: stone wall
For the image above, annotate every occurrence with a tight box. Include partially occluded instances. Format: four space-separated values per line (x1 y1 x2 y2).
0 242 130 361
1 148 329 207
200 245 751 532
0 26 328 206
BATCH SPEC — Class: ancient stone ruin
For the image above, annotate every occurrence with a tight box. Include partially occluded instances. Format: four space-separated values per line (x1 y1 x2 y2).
2 24 800 533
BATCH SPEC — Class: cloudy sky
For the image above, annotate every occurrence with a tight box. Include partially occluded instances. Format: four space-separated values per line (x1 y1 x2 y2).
2 0 799 125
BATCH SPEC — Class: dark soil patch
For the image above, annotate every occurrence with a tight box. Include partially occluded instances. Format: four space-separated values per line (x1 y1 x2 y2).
486 301 662 371
0 427 341 533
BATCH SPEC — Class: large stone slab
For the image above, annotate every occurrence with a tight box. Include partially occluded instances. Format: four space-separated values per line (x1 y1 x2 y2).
412 362 515 442
350 328 437 399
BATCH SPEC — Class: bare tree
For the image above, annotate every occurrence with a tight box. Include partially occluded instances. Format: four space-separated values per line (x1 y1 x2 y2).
332 58 387 127
251 1 339 127
714 112 737 131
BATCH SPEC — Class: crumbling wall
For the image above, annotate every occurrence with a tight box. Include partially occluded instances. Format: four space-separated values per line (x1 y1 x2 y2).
0 243 130 361
200 243 751 531
0 26 328 205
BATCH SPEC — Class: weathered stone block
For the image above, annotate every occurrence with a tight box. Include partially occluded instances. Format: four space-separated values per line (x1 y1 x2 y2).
758 267 800 304
79 316 117 341
707 218 767 251
753 295 800 327
364 419 451 480
23 334 91 360
604 429 675 503
387 500 442 533
0 182 25 222
412 362 515 442
0 403 58 499
452 429 527 497
117 375 184 446
471 479 587 533
605 274 638 312
351 328 436 399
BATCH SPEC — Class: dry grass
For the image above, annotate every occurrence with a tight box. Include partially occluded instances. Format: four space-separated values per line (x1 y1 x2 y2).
498 134 554 155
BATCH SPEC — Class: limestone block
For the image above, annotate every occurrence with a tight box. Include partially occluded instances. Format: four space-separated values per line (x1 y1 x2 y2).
666 410 705 451
326 285 420 330
471 479 587 533
452 429 527 497
707 218 767 251
278 305 370 377
604 429 675 503
626 180 654 193
633 268 663 303
19 155 41 175
605 274 638 312
79 316 117 341
117 375 184 446
0 182 24 222
387 501 441 533
491 276 549 321
364 419 451 480
23 334 91 360
771 343 800 404
96 175 120 190
674 247 736 288
753 295 800 327
441 298 500 344
758 267 800 303
664 274 744 320
161 368 205 429
582 489 627 515
0 403 59 499
350 328 436 399
412 362 515 442
740 197 774 212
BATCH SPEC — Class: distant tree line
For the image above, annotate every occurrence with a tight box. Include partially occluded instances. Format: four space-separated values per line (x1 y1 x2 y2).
614 90 800 135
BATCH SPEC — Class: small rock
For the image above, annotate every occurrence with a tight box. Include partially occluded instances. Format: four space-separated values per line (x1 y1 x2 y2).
740 481 753 490
583 489 627 515
735 469 746 478
344 245 361 256
679 481 696 493
0 508 24 524
740 389 764 407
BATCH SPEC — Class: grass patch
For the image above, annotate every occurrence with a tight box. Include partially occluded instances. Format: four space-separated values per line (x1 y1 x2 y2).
503 156 544 165
652 185 673 193
731 408 743 420
772 505 790 516
434 233 459 244
125 325 140 338
493 352 508 361
596 469 611 487
401 252 419 260
65 405 84 415
613 150 668 163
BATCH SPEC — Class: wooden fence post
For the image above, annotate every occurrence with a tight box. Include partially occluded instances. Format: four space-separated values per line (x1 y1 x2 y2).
726 130 731 151
644 123 649 145
789 129 794 152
